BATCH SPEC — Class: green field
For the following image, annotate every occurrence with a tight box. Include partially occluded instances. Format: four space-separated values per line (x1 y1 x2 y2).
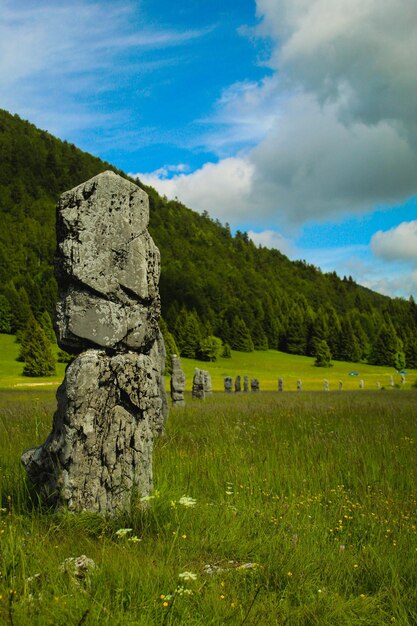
1 389 417 624
1 334 417 624
0 333 415 392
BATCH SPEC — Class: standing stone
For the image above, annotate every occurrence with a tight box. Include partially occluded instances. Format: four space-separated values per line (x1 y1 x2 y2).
21 172 167 514
203 370 212 396
401 373 406 385
297 379 302 392
389 375 394 387
338 380 343 391
243 376 249 392
192 368 206 400
171 354 186 407
235 375 241 393
324 379 329 392
224 377 233 393
278 377 284 392
250 378 260 392
359 379 364 389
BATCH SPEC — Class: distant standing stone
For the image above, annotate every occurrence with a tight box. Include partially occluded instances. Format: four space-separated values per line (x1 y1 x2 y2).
250 378 260 392
389 375 394 387
359 379 364 389
338 380 343 391
193 368 206 400
278 377 284 392
243 376 249 392
297 379 302 392
224 377 233 393
204 370 213 395
171 354 186 407
324 379 329 392
235 375 241 393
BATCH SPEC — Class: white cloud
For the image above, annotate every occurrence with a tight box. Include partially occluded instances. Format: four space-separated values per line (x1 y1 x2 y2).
248 229 295 256
141 0 417 228
138 158 255 224
371 221 417 262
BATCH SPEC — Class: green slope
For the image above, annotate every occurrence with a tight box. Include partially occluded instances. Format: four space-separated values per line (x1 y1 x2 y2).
0 108 417 368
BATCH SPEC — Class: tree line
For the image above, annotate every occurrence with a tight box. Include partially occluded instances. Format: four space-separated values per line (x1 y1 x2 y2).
1 108 416 375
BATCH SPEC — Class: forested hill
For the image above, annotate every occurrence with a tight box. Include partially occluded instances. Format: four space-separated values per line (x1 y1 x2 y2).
1 108 416 368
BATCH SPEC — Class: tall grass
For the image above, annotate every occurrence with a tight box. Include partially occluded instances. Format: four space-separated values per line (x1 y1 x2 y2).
1 389 417 624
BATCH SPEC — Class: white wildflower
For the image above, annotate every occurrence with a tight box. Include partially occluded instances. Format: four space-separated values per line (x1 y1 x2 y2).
178 571 197 581
178 495 197 508
115 528 133 538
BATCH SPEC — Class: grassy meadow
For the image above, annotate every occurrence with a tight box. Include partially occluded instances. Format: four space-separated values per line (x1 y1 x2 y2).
1 334 417 624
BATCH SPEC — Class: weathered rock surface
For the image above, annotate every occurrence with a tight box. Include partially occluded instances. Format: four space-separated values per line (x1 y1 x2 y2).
22 347 165 512
55 171 160 354
243 376 249 392
235 375 241 393
224 377 233 393
250 378 260 392
22 172 167 514
203 370 212 396
192 368 206 400
171 354 186 406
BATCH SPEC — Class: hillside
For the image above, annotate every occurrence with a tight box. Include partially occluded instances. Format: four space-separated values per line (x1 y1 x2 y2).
1 108 417 367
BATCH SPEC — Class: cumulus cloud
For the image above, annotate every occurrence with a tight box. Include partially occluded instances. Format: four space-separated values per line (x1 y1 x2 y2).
371 221 417 262
248 230 295 256
142 0 417 228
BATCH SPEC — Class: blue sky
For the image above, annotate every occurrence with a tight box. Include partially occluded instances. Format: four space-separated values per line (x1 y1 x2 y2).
1 0 417 298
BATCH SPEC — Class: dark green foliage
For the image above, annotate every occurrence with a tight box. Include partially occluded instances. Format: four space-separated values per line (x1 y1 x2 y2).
368 323 402 367
198 335 223 361
221 342 232 358
39 310 55 343
159 318 179 374
0 294 12 333
314 339 332 367
57 349 74 364
229 316 254 352
20 318 56 376
1 108 417 365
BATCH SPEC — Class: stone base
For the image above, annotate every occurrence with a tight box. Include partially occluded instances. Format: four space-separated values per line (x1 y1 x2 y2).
22 348 166 514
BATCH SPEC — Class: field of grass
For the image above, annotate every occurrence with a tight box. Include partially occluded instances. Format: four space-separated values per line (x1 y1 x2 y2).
0 333 415 392
1 387 417 624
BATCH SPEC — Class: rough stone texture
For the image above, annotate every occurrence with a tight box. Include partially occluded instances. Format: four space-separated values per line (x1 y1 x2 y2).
278 377 283 392
297 379 302 391
234 375 241 393
359 379 364 389
250 378 260 392
203 370 212 396
192 368 206 400
21 172 167 514
243 376 249 392
224 377 233 393
324 379 329 392
171 354 186 406
55 171 160 354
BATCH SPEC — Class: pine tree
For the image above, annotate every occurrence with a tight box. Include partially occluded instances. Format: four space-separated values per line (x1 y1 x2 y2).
39 310 56 343
314 339 332 367
368 323 401 367
0 295 12 333
159 317 179 374
21 318 56 377
229 316 254 352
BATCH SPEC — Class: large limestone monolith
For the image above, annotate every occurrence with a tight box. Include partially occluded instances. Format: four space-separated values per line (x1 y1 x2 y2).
203 370 212 396
235 375 241 393
171 354 186 407
21 171 167 514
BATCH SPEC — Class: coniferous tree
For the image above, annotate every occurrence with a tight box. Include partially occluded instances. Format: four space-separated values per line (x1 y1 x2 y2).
39 310 56 343
229 316 254 352
0 295 12 333
314 339 332 367
368 323 402 367
159 317 179 374
21 318 56 377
